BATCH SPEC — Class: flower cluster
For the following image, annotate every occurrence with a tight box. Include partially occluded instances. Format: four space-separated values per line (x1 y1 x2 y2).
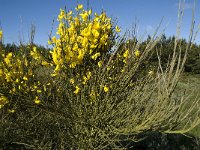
0 4 141 110
0 95 8 109
49 5 113 74
0 45 52 109
0 30 2 41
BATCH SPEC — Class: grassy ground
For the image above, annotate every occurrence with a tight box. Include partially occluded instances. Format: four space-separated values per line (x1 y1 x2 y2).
178 73 200 137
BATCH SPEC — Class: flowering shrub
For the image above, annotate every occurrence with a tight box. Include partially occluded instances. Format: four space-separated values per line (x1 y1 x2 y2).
48 5 142 98
0 44 52 109
0 4 200 150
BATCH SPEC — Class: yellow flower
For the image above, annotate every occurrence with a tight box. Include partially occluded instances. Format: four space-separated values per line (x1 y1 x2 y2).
107 67 111 71
74 86 80 94
51 73 57 77
48 40 52 45
4 52 12 65
34 96 41 104
37 90 42 93
0 30 2 39
30 47 41 60
12 87 16 93
24 58 28 66
86 71 92 79
67 11 73 16
115 26 121 32
123 49 129 63
55 64 61 72
93 21 100 30
15 78 19 83
103 85 109 92
0 95 9 109
51 36 57 43
69 62 77 68
92 29 100 38
52 50 59 65
80 12 88 21
134 49 140 57
123 49 129 58
0 69 3 76
5 73 12 82
23 76 28 81
77 50 84 64
58 9 66 21
74 17 80 25
77 4 83 10
91 52 101 60
43 85 47 92
42 61 50 66
8 109 15 113
82 76 87 85
70 78 75 84
88 9 92 15
98 61 103 67
0 95 8 103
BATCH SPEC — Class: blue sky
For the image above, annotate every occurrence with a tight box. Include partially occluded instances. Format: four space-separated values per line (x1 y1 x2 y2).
0 0 199 46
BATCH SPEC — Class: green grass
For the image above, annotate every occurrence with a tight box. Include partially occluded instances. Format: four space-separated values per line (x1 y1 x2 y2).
177 73 200 137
